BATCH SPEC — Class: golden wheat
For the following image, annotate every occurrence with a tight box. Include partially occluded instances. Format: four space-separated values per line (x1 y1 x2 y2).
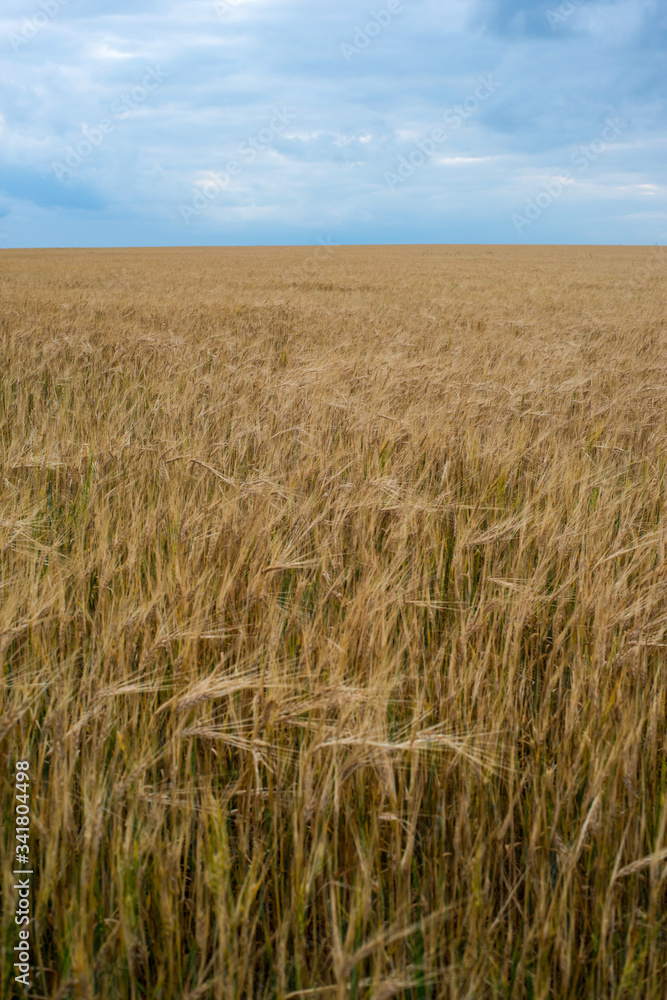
1 245 666 999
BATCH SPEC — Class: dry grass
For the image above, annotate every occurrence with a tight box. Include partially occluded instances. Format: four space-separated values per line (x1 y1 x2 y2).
1 244 666 999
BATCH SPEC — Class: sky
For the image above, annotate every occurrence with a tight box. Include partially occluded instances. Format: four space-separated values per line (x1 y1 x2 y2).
0 0 665 248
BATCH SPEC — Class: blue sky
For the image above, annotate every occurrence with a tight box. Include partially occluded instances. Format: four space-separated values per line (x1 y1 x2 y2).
0 0 665 247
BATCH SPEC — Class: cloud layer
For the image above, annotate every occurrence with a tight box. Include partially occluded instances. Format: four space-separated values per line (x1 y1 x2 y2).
1 0 665 246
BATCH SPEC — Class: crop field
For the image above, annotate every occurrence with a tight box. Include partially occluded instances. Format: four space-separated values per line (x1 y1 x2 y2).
1 244 667 999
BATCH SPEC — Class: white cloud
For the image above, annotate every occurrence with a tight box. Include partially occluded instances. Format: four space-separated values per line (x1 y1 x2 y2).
436 155 496 165
0 0 664 246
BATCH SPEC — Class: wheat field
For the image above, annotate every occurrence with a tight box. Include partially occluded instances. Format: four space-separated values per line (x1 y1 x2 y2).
1 244 666 999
